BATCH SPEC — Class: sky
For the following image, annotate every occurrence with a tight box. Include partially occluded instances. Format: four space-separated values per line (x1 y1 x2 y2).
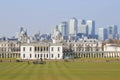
0 0 120 37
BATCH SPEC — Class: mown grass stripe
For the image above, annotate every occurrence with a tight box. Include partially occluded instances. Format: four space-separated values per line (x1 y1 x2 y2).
0 61 120 80
0 62 23 77
4 62 30 80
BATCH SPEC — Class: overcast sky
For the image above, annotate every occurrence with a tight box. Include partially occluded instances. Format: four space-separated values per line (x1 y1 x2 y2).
0 0 120 37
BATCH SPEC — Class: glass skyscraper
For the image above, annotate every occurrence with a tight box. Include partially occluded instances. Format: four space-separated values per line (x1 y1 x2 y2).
69 17 77 36
58 21 68 37
77 19 88 35
107 25 118 39
98 28 107 41
86 20 95 38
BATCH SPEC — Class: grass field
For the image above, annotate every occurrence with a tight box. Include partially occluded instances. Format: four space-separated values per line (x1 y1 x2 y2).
0 61 120 80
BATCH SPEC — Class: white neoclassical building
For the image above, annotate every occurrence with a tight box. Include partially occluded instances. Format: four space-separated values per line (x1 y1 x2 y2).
21 42 49 59
20 30 66 60
20 31 104 60
50 43 64 59
21 42 66 60
67 37 102 52
104 44 120 51
103 44 120 58
0 40 20 58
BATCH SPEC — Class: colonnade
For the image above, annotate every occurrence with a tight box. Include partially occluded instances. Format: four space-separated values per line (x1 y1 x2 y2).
0 52 20 58
63 51 120 58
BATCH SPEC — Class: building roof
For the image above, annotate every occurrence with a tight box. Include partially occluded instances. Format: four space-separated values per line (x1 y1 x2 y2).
22 42 49 46
105 44 120 47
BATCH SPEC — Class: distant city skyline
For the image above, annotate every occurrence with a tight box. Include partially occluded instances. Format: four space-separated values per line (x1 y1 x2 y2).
0 0 120 37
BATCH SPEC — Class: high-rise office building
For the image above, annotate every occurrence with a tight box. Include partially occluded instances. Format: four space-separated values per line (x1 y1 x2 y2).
86 20 95 38
98 28 107 41
52 25 58 35
58 21 68 37
107 25 118 39
69 17 77 36
77 19 88 35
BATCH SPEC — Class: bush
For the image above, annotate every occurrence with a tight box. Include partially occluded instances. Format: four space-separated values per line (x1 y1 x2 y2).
16 59 23 62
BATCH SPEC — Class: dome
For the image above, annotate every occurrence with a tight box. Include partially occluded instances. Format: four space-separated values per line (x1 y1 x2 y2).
54 30 62 39
21 30 26 35
52 30 63 43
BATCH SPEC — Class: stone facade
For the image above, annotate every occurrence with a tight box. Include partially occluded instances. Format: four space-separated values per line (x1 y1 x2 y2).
0 41 20 58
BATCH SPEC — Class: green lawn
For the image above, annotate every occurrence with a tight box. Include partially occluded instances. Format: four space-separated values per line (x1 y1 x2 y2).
0 61 120 80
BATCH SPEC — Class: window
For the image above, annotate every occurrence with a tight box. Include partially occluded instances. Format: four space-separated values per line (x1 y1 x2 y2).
38 47 39 51
38 54 39 58
23 47 25 51
47 54 48 58
30 54 32 58
46 47 48 51
58 54 60 58
58 47 60 51
41 54 42 57
30 47 32 51
51 47 54 51
41 47 42 51
44 47 46 51
35 54 36 58
35 47 37 51
51 54 53 58
23 54 25 58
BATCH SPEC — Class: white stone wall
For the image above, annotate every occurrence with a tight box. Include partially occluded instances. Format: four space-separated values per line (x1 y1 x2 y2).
21 44 64 60
103 44 120 57
21 46 34 59
50 45 63 59
21 45 50 59
104 44 120 51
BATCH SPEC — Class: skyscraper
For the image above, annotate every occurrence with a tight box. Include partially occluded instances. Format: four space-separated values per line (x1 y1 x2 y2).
77 19 88 36
69 17 77 36
52 25 58 36
58 21 68 37
86 20 95 38
98 28 107 41
107 25 118 39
